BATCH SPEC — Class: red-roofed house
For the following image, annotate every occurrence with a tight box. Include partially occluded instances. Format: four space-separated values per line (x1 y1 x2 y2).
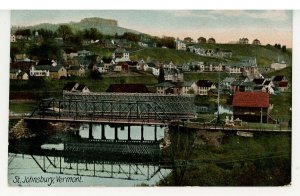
232 92 270 123
278 81 289 92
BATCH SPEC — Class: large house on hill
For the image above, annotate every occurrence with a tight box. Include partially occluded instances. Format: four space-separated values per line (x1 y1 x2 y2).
239 38 249 44
112 48 130 62
175 40 186 50
196 80 216 95
156 81 196 95
67 66 86 77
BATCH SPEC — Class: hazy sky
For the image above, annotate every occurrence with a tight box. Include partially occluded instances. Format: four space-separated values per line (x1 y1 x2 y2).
11 10 293 47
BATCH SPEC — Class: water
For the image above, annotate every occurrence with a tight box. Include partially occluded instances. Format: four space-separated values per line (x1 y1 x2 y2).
8 124 171 187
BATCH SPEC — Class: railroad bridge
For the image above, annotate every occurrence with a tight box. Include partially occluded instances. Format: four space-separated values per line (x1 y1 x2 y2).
28 92 196 125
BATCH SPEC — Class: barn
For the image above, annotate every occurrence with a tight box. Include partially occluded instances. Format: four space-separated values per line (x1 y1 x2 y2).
232 92 270 123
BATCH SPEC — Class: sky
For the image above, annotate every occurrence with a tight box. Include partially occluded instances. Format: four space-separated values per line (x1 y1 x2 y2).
11 10 293 47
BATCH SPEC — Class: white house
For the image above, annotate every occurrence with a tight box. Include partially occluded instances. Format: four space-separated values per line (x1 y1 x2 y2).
164 68 184 82
147 62 160 76
30 65 50 77
163 61 175 69
75 84 90 93
156 81 176 94
17 72 29 80
137 59 149 71
270 62 287 71
112 48 130 62
93 63 107 73
63 50 78 60
175 40 186 50
196 80 216 95
182 81 197 95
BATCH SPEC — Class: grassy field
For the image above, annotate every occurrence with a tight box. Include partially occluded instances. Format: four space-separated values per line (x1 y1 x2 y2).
9 100 38 114
184 72 231 82
270 92 292 122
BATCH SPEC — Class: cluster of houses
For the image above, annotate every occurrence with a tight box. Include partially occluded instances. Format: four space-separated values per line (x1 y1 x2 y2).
239 37 261 45
10 46 288 87
155 69 289 96
224 75 289 95
175 37 263 60
186 45 233 58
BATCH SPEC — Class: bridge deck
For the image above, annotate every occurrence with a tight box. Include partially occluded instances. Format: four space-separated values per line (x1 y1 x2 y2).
25 116 178 125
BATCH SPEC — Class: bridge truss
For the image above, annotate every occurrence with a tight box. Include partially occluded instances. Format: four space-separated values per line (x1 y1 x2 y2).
29 92 196 124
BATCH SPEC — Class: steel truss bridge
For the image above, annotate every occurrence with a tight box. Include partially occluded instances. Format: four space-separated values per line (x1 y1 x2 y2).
28 92 196 125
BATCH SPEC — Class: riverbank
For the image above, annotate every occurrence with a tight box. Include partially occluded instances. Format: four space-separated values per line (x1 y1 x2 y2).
158 126 291 186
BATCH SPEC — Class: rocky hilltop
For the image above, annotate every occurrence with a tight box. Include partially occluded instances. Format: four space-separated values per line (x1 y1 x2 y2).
12 17 140 35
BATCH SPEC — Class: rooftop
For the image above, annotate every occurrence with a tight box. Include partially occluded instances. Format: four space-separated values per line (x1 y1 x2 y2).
63 82 78 91
233 92 269 108
106 84 149 93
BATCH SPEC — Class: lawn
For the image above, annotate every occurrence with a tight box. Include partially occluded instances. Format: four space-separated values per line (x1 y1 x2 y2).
10 74 158 98
270 92 292 122
184 72 231 82
9 100 38 114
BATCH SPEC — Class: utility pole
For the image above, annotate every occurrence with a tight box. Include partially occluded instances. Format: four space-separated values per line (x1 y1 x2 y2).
260 107 263 124
217 70 221 124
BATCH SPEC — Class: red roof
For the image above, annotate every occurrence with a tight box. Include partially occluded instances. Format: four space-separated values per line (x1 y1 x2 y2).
278 81 288 87
106 84 149 93
233 92 269 108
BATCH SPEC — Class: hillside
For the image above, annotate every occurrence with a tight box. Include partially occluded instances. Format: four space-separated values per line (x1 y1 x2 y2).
12 17 140 36
131 44 292 66
130 48 227 64
190 43 292 67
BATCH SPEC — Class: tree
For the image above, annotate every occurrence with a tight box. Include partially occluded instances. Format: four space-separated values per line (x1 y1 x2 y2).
159 36 176 49
89 70 102 80
57 25 73 41
10 45 21 62
84 28 102 40
69 35 83 46
282 45 287 52
15 29 31 37
36 28 55 40
274 43 282 50
122 32 140 42
28 43 62 60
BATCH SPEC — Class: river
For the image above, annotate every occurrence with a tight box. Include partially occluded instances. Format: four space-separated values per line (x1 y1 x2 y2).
8 123 171 187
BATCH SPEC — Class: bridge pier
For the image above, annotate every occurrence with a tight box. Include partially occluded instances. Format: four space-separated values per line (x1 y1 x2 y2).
75 129 79 136
89 123 93 139
101 124 106 140
141 124 144 141
114 126 119 141
154 125 157 141
128 125 131 140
